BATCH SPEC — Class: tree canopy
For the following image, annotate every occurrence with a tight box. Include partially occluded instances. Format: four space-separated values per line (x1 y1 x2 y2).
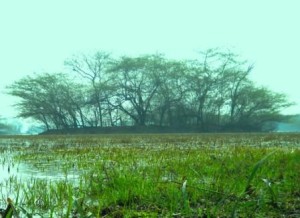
6 49 293 132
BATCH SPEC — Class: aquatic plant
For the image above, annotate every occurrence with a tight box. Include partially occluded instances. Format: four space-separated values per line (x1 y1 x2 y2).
0 133 299 217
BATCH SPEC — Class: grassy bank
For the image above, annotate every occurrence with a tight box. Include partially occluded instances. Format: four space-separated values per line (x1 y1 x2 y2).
0 133 299 217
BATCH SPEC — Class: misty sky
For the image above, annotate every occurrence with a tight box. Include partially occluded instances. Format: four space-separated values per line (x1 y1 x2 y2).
1 0 299 117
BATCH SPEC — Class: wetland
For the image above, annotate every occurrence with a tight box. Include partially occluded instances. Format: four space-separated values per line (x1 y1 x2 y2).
0 133 299 217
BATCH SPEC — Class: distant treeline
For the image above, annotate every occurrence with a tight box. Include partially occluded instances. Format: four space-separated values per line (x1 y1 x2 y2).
40 125 213 135
7 49 292 132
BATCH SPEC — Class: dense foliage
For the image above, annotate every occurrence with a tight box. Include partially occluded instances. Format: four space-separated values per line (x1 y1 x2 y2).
7 49 291 131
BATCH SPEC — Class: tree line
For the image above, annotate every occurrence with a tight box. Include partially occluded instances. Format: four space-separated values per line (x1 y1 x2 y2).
6 49 292 132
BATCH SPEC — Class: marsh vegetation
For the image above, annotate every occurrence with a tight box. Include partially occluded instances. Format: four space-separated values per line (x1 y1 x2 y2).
0 133 299 217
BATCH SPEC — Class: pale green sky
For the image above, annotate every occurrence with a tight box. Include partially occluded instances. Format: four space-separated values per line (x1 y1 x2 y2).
0 0 299 117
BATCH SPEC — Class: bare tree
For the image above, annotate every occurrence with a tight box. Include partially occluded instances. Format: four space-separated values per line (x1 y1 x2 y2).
110 55 164 126
6 49 293 132
65 52 112 127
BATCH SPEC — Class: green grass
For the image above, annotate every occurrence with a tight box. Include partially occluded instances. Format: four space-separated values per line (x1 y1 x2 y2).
0 133 299 217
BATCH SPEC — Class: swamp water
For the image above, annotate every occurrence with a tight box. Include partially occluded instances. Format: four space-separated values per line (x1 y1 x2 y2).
0 134 299 217
0 141 84 216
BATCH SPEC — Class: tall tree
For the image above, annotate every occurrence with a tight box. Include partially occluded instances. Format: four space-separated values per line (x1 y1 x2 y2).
110 54 164 126
153 59 189 126
65 52 112 127
6 73 85 129
186 49 245 129
232 85 292 130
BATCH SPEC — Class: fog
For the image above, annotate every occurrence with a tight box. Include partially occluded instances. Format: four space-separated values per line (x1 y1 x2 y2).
1 1 300 132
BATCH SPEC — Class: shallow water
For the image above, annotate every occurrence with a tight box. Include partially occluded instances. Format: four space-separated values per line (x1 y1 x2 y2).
0 161 80 183
0 142 82 206
0 153 81 216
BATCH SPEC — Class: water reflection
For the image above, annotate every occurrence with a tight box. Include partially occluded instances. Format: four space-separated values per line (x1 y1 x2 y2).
0 160 81 185
0 149 81 190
